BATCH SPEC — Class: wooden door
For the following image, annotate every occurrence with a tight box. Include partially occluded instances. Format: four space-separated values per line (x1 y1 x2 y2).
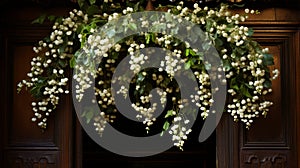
217 8 300 168
1 1 300 168
0 1 75 167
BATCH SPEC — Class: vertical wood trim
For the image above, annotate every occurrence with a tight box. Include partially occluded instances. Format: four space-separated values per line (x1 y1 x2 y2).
295 29 300 168
59 94 73 168
75 118 82 168
216 114 240 168
0 32 6 168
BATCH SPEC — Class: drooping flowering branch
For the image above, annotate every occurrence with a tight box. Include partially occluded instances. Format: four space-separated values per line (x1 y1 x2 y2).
17 0 279 150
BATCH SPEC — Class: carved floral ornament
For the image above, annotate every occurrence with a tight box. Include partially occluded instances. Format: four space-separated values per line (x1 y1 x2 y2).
17 0 279 150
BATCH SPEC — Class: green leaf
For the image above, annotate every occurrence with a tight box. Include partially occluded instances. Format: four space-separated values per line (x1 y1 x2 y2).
165 110 175 118
230 77 239 90
106 28 116 38
38 77 46 84
263 80 272 88
85 110 94 124
83 56 89 66
149 14 159 23
184 59 192 69
31 14 47 24
235 47 246 55
87 5 99 16
232 3 245 8
70 56 76 68
189 49 196 56
165 13 172 22
111 51 119 60
204 62 211 70
171 26 179 35
205 19 212 32
245 82 254 89
134 1 141 11
55 17 63 24
202 41 211 51
225 24 234 32
89 0 96 5
215 38 223 48
137 73 145 81
43 37 51 43
77 0 86 9
58 45 66 54
48 15 56 22
191 25 205 39
263 53 274 66
185 48 197 57
151 23 166 32
58 60 67 68
128 23 138 31
163 121 170 130
145 33 151 44
222 60 231 71
151 33 156 43
240 84 252 98
247 28 254 36
185 48 190 57
82 109 95 124
187 34 197 44
30 85 43 99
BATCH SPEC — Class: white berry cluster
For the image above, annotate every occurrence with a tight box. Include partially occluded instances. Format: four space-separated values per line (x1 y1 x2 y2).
132 98 157 132
17 9 88 129
128 43 147 74
223 46 275 127
168 114 192 151
93 112 108 136
192 71 214 119
73 35 113 102
173 2 279 128
160 49 185 78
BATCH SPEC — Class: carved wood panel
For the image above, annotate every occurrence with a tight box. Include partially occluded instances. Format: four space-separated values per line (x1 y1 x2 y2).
242 40 284 147
5 151 58 168
243 153 287 168
239 27 299 168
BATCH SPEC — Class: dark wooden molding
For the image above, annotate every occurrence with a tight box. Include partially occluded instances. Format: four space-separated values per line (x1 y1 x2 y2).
295 29 300 168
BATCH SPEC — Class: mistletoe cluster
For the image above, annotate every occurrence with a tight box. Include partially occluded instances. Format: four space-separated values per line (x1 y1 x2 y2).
17 0 278 150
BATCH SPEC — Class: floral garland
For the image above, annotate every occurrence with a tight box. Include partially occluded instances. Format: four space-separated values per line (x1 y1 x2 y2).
17 0 279 150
